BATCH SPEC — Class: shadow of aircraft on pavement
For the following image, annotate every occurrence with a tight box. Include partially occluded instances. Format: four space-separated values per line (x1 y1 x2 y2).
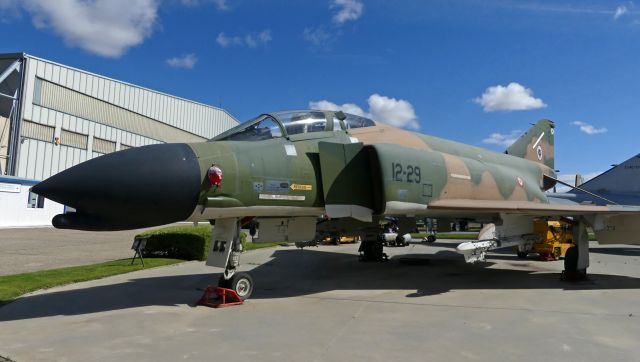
2 247 640 321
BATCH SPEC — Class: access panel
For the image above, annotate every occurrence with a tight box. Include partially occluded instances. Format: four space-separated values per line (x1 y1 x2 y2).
318 142 382 221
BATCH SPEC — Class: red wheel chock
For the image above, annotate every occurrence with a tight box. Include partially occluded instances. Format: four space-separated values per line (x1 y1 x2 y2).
197 286 244 308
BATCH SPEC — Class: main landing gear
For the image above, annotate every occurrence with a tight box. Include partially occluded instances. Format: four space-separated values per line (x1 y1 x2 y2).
561 219 590 281
359 234 388 261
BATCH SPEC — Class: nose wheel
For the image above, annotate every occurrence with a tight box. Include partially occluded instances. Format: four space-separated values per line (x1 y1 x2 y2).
205 218 256 304
219 271 254 300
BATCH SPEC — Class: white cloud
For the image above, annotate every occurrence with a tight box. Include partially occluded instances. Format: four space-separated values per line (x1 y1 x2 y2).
482 130 523 147
182 0 228 10
303 26 335 50
216 29 272 48
330 0 364 25
308 100 367 117
213 0 228 10
303 0 362 50
474 82 547 112
309 94 420 129
614 5 628 19
258 29 272 43
17 0 158 58
166 53 198 69
572 121 607 135
0 0 20 21
0 0 16 9
216 32 241 47
368 94 419 129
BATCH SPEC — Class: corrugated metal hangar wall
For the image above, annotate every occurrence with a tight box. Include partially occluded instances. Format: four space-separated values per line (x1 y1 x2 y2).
0 52 239 181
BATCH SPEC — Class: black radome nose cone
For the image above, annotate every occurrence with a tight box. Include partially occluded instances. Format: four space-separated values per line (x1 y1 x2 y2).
32 143 202 230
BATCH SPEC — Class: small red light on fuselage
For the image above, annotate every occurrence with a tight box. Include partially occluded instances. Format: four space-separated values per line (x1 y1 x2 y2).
207 165 223 187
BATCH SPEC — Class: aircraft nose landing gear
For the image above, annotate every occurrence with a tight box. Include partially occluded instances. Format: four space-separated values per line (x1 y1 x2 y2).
199 218 255 307
218 270 254 300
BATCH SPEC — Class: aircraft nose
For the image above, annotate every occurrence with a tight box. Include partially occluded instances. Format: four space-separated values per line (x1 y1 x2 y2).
32 143 202 230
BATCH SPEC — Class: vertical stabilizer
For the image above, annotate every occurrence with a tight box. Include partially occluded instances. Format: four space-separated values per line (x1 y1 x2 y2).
505 119 555 169
580 154 640 195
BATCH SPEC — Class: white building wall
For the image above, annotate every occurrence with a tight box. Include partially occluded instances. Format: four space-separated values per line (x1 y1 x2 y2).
0 178 65 228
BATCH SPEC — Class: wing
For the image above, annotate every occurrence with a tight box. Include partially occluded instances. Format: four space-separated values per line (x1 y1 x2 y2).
428 199 640 216
428 199 640 245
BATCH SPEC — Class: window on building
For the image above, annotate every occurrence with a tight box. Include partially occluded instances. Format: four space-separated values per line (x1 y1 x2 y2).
27 191 45 208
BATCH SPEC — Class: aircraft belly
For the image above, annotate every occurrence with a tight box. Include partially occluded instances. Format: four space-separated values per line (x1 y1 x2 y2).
187 206 325 220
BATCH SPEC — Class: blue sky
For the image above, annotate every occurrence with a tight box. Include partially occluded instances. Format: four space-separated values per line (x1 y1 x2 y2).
1 0 638 182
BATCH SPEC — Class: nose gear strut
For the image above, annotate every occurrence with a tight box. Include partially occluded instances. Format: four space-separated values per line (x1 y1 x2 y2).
199 218 254 306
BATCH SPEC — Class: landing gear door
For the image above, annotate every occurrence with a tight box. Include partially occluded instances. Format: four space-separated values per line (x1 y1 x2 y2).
206 219 237 268
254 217 317 243
318 142 381 222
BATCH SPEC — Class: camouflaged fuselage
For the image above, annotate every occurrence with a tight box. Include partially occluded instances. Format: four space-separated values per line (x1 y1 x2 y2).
186 119 557 221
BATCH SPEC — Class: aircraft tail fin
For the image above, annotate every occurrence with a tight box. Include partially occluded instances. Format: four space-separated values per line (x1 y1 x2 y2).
580 154 640 195
505 119 555 169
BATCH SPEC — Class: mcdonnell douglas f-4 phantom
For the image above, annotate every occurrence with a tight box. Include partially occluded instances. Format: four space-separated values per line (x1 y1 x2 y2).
32 110 640 299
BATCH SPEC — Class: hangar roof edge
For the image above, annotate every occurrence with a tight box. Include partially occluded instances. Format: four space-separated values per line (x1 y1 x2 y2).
0 52 239 125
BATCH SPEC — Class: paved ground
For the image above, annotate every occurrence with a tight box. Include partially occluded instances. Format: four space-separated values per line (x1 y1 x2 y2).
1 240 640 362
0 226 165 275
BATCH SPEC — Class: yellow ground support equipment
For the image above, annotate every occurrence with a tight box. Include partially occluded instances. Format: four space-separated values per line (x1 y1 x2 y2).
322 235 360 245
527 220 574 261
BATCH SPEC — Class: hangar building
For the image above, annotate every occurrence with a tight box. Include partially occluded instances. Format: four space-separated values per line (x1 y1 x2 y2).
0 53 238 227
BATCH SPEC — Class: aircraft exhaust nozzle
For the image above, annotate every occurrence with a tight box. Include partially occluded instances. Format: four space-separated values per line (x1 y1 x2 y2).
32 143 202 231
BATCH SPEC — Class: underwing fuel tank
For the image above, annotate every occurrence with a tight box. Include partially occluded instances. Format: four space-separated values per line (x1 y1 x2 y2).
31 143 203 231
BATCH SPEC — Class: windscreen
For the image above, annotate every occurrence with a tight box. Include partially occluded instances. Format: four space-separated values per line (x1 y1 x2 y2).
274 111 328 135
210 116 282 141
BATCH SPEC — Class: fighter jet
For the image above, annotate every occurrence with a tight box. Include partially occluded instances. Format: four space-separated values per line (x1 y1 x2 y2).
549 153 640 206
32 110 640 299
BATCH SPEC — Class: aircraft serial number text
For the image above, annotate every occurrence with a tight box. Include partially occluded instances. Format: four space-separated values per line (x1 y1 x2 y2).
392 163 421 183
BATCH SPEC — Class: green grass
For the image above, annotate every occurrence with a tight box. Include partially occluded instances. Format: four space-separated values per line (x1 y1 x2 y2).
0 225 287 306
0 224 287 306
0 258 183 306
244 241 287 250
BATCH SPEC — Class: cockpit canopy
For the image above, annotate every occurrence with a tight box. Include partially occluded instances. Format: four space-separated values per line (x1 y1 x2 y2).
210 110 376 142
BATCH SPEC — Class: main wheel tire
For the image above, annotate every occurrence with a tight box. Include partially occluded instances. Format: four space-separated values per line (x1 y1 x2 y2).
229 272 254 300
564 245 578 272
427 235 436 243
218 274 230 289
517 251 528 259
360 240 385 261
